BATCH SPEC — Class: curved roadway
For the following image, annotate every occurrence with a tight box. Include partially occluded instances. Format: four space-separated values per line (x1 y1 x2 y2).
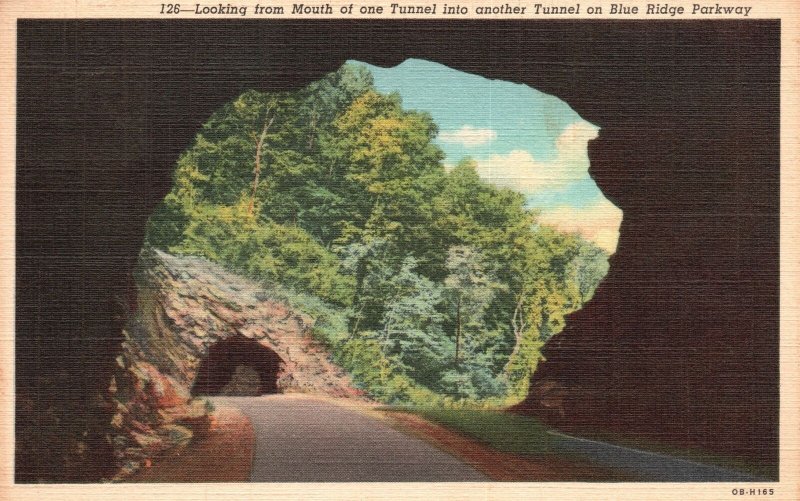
211 395 488 482
213 394 764 483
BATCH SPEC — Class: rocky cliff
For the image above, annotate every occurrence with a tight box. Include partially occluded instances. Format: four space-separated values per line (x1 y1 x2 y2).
108 249 361 477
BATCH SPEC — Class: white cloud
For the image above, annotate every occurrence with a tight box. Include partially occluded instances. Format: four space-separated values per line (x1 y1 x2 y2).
438 125 498 147
474 121 599 192
537 199 623 254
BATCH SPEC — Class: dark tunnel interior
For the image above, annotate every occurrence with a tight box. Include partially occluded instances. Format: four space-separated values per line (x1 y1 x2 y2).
191 337 284 396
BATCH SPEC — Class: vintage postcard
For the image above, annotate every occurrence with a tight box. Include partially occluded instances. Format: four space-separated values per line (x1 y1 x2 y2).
1 1 798 499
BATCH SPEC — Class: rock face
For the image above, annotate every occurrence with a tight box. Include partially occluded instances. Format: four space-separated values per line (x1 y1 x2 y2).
127 248 360 398
107 354 210 479
108 248 361 477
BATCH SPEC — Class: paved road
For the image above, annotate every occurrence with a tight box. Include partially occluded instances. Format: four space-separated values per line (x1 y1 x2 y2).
548 431 763 482
210 395 488 482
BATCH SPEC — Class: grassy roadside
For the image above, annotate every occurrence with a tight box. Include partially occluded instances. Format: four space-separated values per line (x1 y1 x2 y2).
378 405 634 481
381 407 556 455
384 406 776 481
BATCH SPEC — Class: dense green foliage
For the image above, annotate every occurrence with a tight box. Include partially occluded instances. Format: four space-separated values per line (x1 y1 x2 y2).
145 63 609 405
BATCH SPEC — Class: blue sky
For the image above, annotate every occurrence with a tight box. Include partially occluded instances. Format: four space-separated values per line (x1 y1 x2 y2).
352 59 622 253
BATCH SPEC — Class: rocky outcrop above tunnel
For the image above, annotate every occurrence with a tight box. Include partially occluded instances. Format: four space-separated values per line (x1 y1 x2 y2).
108 248 362 478
126 248 361 398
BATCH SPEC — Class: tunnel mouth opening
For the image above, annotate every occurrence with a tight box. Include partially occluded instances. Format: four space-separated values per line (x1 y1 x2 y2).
191 337 284 396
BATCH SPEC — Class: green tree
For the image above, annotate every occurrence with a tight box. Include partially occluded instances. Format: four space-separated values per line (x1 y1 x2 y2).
171 201 355 305
569 239 610 304
443 246 507 367
143 62 614 406
380 257 451 386
325 90 445 248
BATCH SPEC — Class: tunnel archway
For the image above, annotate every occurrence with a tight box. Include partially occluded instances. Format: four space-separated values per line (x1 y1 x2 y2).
191 337 285 396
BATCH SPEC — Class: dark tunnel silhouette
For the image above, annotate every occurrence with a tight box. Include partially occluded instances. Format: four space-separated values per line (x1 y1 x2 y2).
191 337 284 396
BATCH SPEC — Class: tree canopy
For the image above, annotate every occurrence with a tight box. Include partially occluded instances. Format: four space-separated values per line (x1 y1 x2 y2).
145 63 610 406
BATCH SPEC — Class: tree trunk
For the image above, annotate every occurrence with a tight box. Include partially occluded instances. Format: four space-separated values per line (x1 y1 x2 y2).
351 302 365 336
454 295 462 367
509 293 526 361
307 107 318 151
248 114 275 216
384 319 392 350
